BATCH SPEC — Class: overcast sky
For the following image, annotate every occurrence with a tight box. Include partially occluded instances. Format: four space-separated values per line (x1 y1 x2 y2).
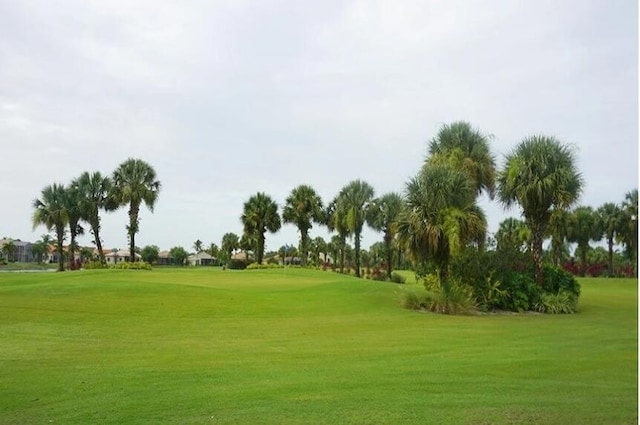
1 0 637 253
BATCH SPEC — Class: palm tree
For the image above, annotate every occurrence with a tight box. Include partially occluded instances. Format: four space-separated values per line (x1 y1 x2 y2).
239 231 257 262
32 183 68 271
63 184 84 270
112 158 161 262
397 163 486 291
337 180 375 277
313 236 328 265
1 239 16 262
325 198 351 273
547 208 572 267
568 206 602 275
328 236 340 269
207 242 219 259
428 121 496 199
618 189 638 275
495 217 531 253
73 171 113 264
221 232 240 263
367 192 404 279
282 184 324 266
193 239 203 253
240 193 281 265
597 202 622 275
497 136 583 285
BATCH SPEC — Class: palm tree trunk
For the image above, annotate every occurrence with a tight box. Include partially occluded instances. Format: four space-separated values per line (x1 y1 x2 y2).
339 236 345 274
607 236 614 276
300 231 308 267
56 225 65 272
92 222 106 264
68 227 76 270
384 234 392 280
531 225 544 286
128 204 140 262
257 233 265 264
354 231 361 278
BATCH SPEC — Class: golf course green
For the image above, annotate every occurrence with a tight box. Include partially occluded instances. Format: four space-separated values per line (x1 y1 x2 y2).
1 268 637 424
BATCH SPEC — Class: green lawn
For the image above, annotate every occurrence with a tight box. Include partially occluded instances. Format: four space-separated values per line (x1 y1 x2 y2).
0 268 637 424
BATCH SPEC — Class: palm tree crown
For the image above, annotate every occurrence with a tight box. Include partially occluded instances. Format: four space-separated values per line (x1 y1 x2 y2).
397 163 486 289
497 135 583 285
112 158 161 262
428 121 496 199
32 183 68 271
337 179 375 278
73 171 113 264
597 202 622 275
241 192 281 264
367 192 404 279
282 184 324 266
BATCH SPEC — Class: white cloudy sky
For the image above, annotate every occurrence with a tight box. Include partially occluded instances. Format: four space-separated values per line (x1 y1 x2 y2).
1 0 637 253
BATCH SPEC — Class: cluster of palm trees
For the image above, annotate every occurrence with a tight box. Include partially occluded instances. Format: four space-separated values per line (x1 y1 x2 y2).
497 190 638 275
234 121 636 288
32 158 160 271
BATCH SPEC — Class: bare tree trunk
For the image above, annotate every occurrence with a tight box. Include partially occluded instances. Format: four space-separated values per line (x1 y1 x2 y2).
354 231 361 278
56 226 65 272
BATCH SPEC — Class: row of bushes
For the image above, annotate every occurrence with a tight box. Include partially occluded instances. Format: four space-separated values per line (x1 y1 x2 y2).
83 260 152 270
561 262 636 278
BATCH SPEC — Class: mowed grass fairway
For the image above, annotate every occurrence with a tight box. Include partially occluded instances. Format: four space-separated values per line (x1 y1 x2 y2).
1 269 637 424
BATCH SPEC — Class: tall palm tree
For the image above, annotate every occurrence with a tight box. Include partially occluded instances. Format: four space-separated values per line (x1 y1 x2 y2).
397 163 486 291
325 198 351 273
63 184 84 270
367 192 404 279
428 121 496 199
497 136 583 285
282 184 324 266
568 206 602 274
112 158 161 262
240 192 281 265
73 171 113 264
338 180 375 277
597 202 622 275
547 208 571 267
32 183 68 271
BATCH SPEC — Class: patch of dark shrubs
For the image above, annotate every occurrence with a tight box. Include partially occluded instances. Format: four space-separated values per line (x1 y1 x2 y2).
449 247 580 313
228 259 250 270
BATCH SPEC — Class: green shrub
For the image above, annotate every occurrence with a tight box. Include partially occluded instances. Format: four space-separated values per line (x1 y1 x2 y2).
228 259 248 270
266 257 279 265
109 261 152 270
399 286 433 310
83 260 106 270
425 282 477 315
390 272 406 284
534 291 578 314
542 266 581 297
422 273 440 291
496 273 541 312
